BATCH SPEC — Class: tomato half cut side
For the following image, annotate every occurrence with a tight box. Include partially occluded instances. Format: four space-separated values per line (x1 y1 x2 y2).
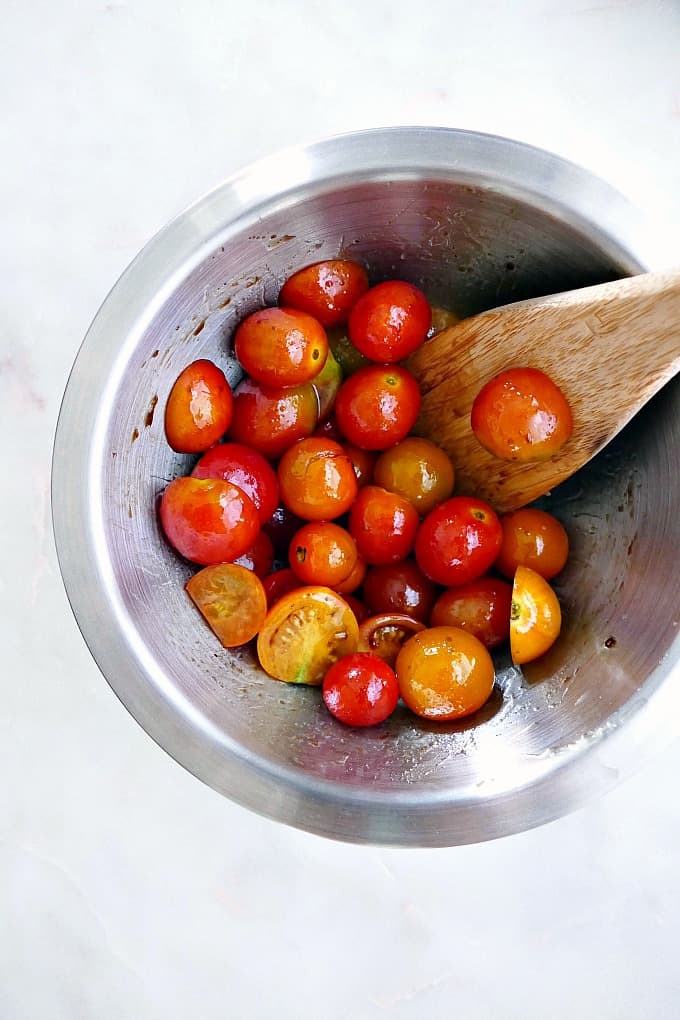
357 613 425 668
186 563 267 648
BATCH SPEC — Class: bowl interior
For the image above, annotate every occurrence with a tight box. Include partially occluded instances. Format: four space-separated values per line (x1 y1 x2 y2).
56 135 680 845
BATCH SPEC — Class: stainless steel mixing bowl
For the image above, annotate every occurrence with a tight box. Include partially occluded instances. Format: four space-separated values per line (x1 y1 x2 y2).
52 127 680 846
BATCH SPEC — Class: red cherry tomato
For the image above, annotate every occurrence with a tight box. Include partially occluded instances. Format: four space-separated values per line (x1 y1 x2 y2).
234 307 328 389
415 495 503 586
322 652 399 726
362 559 438 623
348 485 420 565
334 365 421 451
278 437 358 521
227 377 318 459
348 280 431 362
192 442 279 524
262 568 302 609
159 476 260 566
289 522 358 587
164 359 233 453
430 576 512 650
471 366 573 462
232 530 275 577
279 260 369 327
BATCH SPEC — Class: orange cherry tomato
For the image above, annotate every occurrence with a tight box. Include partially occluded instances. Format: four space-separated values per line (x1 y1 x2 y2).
185 563 267 647
279 260 369 327
227 377 318 459
430 576 513 650
232 530 275 578
164 359 233 453
234 307 328 388
257 586 359 685
159 476 260 565
348 280 431 362
334 365 421 451
341 443 376 489
332 556 366 595
262 568 302 609
510 565 562 665
471 366 573 462
357 613 425 668
396 626 495 720
495 508 569 580
373 437 455 515
322 652 399 727
278 437 358 521
192 441 279 524
289 522 358 587
348 485 420 566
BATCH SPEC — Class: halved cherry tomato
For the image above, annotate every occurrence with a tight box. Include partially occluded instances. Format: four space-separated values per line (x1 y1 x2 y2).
234 307 328 388
348 485 420 565
289 522 358 587
471 366 573 462
159 476 260 565
322 652 399 726
228 377 318 459
334 365 421 451
278 437 358 521
430 576 512 649
415 495 502 586
373 437 455 515
396 626 495 720
357 613 425 668
192 442 279 524
279 260 369 327
510 565 562 665
332 557 366 595
495 507 569 580
348 280 431 362
232 530 275 577
262 568 302 609
257 586 359 685
186 563 267 647
164 359 233 453
312 348 343 420
262 504 305 559
362 559 438 623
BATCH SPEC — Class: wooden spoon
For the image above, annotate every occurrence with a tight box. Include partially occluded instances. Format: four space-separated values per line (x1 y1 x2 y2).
407 269 680 512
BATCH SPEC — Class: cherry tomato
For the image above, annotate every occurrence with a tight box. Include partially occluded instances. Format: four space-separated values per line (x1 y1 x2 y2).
278 437 358 521
279 260 369 327
362 559 438 623
327 326 370 376
341 443 376 489
314 413 345 441
415 495 502 586
396 626 495 720
234 307 328 389
185 563 266 647
227 377 318 459
322 652 399 726
373 437 455 515
262 568 302 609
257 586 359 685
427 305 460 337
164 359 233 453
232 530 275 577
495 508 569 580
159 476 260 565
289 522 358 587
262 504 305 559
348 280 431 362
192 441 279 524
343 594 370 623
357 613 425 668
510 565 562 665
348 485 420 566
312 348 343 419
334 365 421 451
430 576 512 650
332 556 366 595
471 366 573 462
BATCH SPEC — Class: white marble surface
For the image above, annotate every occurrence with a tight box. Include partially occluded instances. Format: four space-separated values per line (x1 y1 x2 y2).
2 1 680 1017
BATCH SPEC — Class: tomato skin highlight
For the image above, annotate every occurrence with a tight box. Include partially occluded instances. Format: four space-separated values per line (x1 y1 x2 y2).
495 508 569 580
186 563 267 647
164 359 233 453
234 306 328 388
159 476 260 566
227 377 319 459
334 365 421 451
348 485 420 566
415 495 503 586
471 366 573 462
279 260 369 327
510 565 562 664
396 626 495 721
192 441 279 524
348 280 431 362
278 437 358 522
430 576 512 650
322 652 399 727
